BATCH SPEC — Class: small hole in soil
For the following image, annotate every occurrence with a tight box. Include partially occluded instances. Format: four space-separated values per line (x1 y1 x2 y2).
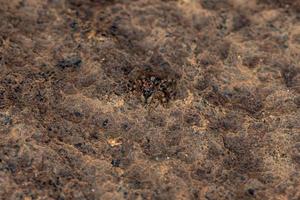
111 159 121 167
247 188 255 196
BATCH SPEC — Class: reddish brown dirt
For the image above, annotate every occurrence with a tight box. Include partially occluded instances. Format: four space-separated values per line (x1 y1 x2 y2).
0 0 300 200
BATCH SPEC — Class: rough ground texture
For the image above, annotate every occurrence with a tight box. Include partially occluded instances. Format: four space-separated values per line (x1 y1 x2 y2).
0 0 300 199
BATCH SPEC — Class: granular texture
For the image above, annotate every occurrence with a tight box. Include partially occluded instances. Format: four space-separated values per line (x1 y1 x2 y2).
0 0 300 199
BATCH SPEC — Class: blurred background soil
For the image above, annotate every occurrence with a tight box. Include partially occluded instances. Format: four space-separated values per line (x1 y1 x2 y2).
0 0 300 199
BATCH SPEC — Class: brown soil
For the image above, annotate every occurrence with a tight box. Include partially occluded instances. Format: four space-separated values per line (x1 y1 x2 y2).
0 0 300 199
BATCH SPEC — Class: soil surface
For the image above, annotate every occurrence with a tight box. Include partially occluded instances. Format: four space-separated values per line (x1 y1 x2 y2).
0 0 300 199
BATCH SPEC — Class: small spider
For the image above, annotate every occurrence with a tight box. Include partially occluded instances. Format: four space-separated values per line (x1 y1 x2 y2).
129 75 176 105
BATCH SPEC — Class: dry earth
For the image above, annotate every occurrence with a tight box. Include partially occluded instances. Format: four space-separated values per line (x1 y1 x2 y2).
0 0 300 199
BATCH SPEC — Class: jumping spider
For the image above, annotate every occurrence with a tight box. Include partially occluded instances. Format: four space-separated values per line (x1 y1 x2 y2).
129 75 177 105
